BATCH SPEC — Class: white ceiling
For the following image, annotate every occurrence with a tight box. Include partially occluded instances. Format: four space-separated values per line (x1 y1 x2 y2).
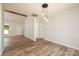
3 3 79 16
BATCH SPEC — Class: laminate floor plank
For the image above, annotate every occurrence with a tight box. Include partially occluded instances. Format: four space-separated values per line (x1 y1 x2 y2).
2 35 79 56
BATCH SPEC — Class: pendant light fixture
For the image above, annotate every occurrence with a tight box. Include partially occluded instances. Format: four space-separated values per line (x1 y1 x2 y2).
42 3 48 21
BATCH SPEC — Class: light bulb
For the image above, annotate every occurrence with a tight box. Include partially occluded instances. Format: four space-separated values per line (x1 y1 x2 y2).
42 13 44 16
44 17 48 22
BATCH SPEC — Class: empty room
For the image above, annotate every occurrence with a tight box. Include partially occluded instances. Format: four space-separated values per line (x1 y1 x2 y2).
0 3 79 56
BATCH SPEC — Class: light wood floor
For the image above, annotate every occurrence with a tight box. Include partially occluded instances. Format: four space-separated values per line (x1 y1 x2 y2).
2 35 79 56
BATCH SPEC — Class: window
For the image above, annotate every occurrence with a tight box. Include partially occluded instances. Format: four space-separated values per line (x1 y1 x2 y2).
4 25 9 34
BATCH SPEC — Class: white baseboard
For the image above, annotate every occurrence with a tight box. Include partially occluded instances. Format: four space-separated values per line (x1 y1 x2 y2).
41 38 79 50
51 40 79 50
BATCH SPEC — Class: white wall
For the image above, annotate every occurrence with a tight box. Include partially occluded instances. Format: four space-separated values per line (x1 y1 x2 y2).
24 16 39 41
0 3 2 54
0 3 4 55
34 17 39 41
4 11 26 36
39 7 79 50
24 16 34 40
4 11 26 48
